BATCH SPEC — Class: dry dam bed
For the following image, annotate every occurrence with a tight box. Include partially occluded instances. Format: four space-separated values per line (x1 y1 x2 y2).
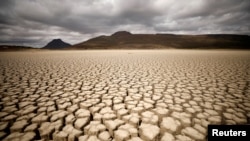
0 50 249 141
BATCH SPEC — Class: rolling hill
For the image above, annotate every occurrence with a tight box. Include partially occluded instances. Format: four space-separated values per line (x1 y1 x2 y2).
0 45 36 51
70 31 250 49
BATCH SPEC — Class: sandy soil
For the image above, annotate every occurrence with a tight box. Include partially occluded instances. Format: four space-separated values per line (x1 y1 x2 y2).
0 50 249 141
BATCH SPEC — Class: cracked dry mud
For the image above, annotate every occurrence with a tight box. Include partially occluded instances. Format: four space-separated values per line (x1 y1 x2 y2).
0 50 250 141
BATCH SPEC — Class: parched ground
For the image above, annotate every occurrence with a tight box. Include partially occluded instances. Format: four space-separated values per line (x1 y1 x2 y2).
0 50 249 141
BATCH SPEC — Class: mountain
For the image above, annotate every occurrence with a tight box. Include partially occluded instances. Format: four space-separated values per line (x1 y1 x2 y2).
43 39 71 49
0 45 36 51
70 31 250 49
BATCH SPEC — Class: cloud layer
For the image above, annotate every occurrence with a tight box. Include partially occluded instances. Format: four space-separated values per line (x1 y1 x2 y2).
0 0 249 47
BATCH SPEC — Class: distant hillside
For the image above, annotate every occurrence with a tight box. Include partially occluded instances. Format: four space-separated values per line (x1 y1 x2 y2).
71 31 250 49
0 45 36 51
43 39 71 49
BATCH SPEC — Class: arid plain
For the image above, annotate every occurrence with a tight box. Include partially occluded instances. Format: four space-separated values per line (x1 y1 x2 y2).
0 50 249 141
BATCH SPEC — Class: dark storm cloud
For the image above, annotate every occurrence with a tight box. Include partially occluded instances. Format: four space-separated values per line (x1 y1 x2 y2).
0 0 249 47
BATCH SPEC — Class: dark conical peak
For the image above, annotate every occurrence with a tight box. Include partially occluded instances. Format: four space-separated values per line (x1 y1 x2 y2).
43 38 71 49
52 38 62 41
111 31 132 37
52 39 62 42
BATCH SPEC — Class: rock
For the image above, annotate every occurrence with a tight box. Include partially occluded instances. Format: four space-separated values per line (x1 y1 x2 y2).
21 106 37 115
0 112 8 119
84 121 106 136
143 102 153 109
98 131 111 141
117 109 129 119
2 114 17 121
113 104 125 111
186 108 196 113
53 131 68 141
156 102 167 108
52 119 63 131
161 132 175 141
171 112 191 126
196 113 207 119
201 119 209 128
65 114 76 124
119 123 138 137
21 132 36 141
139 123 160 141
175 135 194 141
141 111 158 125
31 113 48 123
75 117 89 130
0 122 9 130
204 109 219 116
114 129 130 141
24 123 38 132
19 102 33 109
75 109 91 118
62 124 82 141
58 102 71 110
37 107 47 113
232 115 247 124
16 113 36 121
2 102 17 109
67 104 79 113
0 132 6 139
50 110 68 122
226 120 236 125
39 122 55 139
131 107 144 113
93 113 102 121
180 117 191 127
194 124 206 135
102 113 117 120
160 117 181 133
208 116 221 124
104 119 124 136
122 114 140 127
213 105 223 111
128 137 143 141
10 120 28 132
152 108 169 119
201 102 213 109
89 106 101 115
2 132 24 141
47 106 56 113
181 127 205 140
78 135 89 141
88 135 101 141
100 107 113 114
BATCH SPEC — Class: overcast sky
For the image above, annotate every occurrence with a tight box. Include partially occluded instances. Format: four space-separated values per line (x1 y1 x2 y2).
0 0 249 47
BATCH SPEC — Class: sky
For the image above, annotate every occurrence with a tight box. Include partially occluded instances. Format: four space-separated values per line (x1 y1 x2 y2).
0 0 249 48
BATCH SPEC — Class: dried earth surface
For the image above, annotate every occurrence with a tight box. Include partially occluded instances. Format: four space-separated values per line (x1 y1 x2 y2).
0 50 250 141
